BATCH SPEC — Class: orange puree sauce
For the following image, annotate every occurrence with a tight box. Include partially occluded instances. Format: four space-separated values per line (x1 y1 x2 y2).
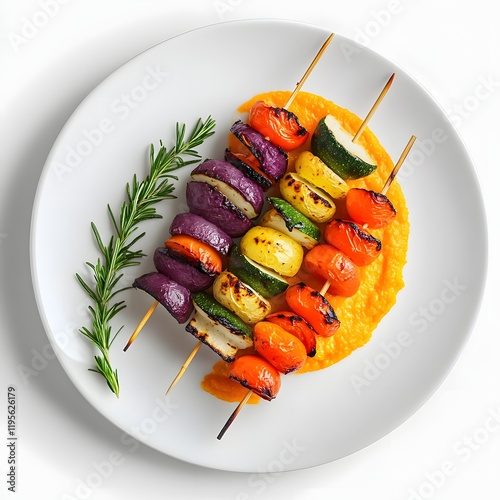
201 90 409 401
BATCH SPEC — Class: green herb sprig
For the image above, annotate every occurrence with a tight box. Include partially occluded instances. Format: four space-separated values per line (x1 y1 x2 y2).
76 116 216 396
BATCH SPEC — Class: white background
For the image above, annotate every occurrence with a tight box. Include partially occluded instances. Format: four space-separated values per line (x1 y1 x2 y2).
1 0 498 499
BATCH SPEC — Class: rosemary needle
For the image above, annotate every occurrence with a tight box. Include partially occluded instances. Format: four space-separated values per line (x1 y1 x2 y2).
76 117 216 396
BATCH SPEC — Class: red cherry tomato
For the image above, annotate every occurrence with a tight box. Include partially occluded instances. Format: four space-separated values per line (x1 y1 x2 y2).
266 311 317 357
164 235 222 276
253 321 308 374
345 188 396 229
285 283 340 337
229 354 281 401
248 100 309 151
304 244 361 297
324 219 382 266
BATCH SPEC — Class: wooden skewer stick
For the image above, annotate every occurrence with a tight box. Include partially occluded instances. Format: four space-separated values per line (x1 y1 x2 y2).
123 301 159 351
217 389 253 440
165 341 202 395
352 72 395 144
320 280 331 296
381 135 416 196
284 33 335 110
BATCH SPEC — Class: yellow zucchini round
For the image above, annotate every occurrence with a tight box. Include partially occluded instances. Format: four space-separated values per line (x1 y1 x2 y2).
279 172 336 224
240 226 303 277
213 271 271 324
294 151 349 199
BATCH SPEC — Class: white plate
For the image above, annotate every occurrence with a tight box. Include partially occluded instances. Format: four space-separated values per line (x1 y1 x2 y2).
30 19 487 472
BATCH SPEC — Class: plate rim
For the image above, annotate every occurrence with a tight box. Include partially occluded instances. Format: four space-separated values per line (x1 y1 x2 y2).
29 17 489 472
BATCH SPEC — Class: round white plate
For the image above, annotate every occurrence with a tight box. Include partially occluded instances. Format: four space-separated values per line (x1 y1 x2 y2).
31 19 487 472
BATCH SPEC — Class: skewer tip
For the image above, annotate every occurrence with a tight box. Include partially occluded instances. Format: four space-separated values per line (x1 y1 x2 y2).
123 300 159 352
284 32 335 110
165 381 176 396
380 134 417 196
165 341 202 396
352 71 396 144
217 389 253 440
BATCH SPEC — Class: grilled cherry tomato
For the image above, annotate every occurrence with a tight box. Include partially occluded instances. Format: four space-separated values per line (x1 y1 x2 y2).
324 219 382 266
253 321 307 374
266 311 317 357
164 234 222 276
345 188 396 228
304 244 360 297
229 354 281 401
285 282 340 337
248 100 309 151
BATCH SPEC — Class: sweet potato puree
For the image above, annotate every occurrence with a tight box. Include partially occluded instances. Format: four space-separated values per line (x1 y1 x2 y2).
201 91 409 403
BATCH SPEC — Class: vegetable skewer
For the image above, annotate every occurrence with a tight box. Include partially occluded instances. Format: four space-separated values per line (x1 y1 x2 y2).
125 34 338 399
216 133 415 439
165 34 336 394
123 32 335 354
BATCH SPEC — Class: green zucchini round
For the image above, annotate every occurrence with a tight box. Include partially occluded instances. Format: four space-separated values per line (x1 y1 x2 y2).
228 246 289 299
311 115 377 180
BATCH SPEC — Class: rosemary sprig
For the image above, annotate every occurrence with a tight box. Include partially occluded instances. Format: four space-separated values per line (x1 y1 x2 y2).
76 116 216 397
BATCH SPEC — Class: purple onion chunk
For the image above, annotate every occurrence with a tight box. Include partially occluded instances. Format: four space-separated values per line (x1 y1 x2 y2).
169 213 233 255
186 181 253 237
230 120 288 181
191 159 264 218
153 247 215 292
224 149 273 190
133 272 193 324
